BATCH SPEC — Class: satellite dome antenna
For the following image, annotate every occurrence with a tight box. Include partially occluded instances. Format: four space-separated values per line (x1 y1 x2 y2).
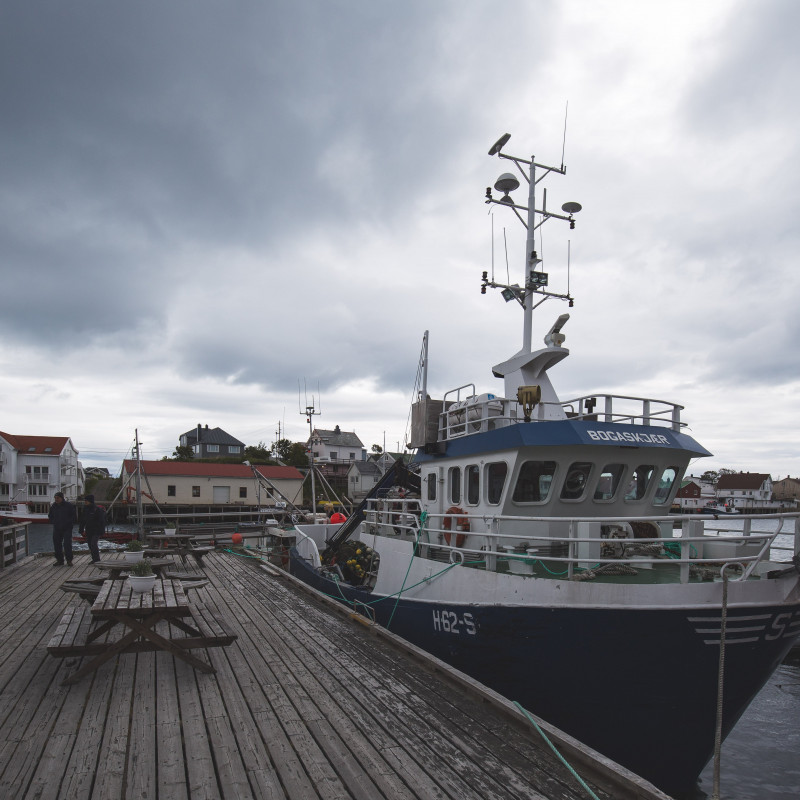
494 173 520 204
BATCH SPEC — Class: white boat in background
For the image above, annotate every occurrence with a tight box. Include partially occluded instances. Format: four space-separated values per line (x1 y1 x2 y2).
289 133 800 796
0 503 49 524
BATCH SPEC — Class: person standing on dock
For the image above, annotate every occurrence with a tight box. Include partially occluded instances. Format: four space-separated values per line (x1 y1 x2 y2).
79 494 106 563
48 492 77 566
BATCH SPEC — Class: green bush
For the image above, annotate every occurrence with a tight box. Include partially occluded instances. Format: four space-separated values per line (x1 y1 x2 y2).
126 539 144 551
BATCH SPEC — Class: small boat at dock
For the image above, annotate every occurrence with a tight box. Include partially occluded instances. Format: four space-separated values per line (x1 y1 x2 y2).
289 133 800 796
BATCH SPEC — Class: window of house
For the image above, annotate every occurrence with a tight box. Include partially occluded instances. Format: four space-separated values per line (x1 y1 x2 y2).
167 485 176 497
28 484 47 496
192 486 200 497
486 462 508 505
0 484 9 496
466 464 480 505
512 461 557 503
625 465 655 501
449 467 461 504
330 451 338 460
207 444 219 453
228 445 241 454
426 473 437 501
239 487 247 498
192 445 200 454
654 467 680 505
594 463 625 501
26 466 49 477
349 452 356 460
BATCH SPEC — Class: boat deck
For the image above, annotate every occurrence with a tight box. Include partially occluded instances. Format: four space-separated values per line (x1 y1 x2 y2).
0 551 668 799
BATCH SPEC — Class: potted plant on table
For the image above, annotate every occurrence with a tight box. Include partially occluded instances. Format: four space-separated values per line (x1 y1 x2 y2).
127 559 156 593
124 539 145 563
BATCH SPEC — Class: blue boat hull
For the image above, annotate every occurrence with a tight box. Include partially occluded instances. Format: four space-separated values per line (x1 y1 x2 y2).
290 550 800 795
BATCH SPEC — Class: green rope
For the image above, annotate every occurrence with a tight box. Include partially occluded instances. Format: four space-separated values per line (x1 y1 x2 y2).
512 701 601 800
386 511 427 629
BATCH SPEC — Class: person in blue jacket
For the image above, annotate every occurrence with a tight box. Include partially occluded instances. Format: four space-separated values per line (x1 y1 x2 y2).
79 494 106 564
48 491 77 566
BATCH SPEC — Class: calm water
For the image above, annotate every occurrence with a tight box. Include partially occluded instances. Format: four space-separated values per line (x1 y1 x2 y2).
26 523 800 798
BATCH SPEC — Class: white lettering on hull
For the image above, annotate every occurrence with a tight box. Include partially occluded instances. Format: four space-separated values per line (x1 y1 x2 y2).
587 430 671 445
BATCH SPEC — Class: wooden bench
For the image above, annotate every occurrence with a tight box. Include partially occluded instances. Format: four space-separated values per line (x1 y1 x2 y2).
60 578 105 604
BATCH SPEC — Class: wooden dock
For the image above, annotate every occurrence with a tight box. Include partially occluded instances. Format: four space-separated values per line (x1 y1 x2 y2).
0 551 670 799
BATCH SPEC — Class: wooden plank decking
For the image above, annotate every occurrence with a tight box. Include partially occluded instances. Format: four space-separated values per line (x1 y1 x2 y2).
0 552 669 800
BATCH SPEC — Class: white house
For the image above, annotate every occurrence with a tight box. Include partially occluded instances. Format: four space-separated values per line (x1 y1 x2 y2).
715 472 774 511
347 460 383 500
0 431 82 513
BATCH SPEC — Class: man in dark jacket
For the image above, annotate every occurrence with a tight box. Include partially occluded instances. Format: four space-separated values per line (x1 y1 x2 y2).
48 491 77 566
79 494 106 563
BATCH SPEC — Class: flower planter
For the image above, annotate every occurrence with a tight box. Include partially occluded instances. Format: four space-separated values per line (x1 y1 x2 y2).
124 551 145 564
128 575 156 594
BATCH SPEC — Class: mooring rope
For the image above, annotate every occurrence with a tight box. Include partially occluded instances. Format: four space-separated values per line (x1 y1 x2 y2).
512 701 601 800
711 568 730 800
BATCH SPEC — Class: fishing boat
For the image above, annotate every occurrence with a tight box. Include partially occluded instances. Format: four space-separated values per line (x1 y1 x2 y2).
289 134 800 795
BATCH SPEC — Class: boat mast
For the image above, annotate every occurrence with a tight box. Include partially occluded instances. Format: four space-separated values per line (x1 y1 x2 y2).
483 134 579 351
523 157 538 354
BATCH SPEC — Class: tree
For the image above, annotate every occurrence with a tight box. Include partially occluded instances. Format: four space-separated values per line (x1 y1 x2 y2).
244 441 272 462
371 444 383 454
171 445 194 460
273 438 294 463
284 442 309 468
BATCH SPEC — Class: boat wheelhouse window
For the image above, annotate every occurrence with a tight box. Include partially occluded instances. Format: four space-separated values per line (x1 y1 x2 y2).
654 466 680 505
486 462 508 505
594 463 625 501
624 465 655 501
466 464 479 505
449 467 461 504
560 462 593 500
426 473 436 501
512 460 557 503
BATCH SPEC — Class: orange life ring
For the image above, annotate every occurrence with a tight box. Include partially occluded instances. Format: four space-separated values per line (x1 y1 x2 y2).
442 506 469 547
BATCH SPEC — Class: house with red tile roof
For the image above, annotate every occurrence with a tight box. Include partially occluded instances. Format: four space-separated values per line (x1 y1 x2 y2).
0 431 82 513
121 460 304 507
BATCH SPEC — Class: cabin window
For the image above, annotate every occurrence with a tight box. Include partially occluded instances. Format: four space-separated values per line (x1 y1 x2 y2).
625 465 655 501
466 464 480 505
512 460 557 503
167 485 176 497
449 467 461 504
561 462 593 500
594 463 625 501
654 466 680 505
486 462 508 505
426 473 436 501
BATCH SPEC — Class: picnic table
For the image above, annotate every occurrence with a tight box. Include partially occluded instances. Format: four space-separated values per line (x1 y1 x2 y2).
146 533 215 566
48 578 236 685
93 557 175 579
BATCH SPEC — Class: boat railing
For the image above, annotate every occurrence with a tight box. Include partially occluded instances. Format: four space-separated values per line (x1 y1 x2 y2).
362 501 800 584
555 394 685 430
437 391 686 440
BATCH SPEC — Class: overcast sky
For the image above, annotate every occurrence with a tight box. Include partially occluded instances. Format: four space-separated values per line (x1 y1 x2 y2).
2 1 799 479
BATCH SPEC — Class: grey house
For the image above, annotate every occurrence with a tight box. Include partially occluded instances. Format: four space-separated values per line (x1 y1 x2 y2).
179 424 245 459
